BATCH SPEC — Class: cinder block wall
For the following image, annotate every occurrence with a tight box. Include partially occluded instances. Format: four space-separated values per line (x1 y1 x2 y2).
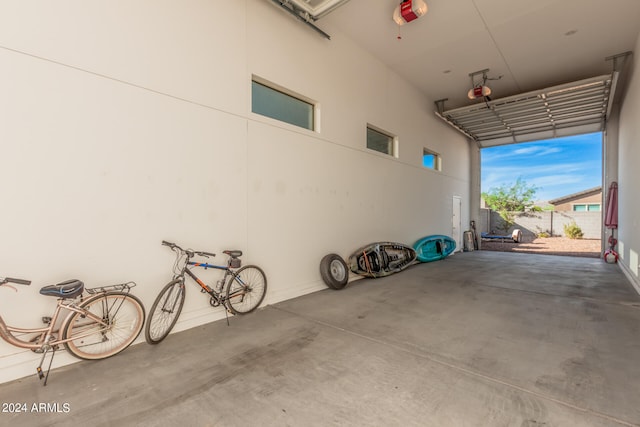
480 209 602 239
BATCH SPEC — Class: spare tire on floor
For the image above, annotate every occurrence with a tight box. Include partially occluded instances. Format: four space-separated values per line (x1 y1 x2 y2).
320 253 349 290
512 229 522 243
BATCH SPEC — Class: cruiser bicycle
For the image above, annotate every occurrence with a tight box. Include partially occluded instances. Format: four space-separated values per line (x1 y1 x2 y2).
0 277 145 385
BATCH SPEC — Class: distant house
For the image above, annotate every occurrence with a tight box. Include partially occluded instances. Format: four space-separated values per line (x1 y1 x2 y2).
548 186 602 212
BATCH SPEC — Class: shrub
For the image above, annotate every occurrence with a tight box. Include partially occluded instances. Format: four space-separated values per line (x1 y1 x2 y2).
537 231 551 238
563 222 583 239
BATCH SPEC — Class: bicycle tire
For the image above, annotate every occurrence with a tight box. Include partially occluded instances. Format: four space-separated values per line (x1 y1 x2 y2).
63 292 145 360
225 265 267 314
144 279 185 344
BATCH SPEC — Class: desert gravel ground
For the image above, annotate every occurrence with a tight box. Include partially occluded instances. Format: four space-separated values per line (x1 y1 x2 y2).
480 236 602 258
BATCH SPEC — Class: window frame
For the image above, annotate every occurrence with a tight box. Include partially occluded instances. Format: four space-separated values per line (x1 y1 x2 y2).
251 76 318 132
572 203 601 212
422 148 442 171
366 125 397 157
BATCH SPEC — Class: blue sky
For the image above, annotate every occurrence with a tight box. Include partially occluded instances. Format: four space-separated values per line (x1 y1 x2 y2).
481 132 602 202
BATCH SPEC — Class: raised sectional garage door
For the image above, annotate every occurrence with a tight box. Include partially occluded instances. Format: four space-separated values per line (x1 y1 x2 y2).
436 74 617 147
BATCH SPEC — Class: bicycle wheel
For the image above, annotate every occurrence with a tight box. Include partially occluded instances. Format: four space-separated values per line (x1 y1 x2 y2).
144 279 185 344
225 265 267 314
63 292 145 360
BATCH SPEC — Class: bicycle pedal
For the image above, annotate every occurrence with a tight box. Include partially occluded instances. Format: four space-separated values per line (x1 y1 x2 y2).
41 316 52 325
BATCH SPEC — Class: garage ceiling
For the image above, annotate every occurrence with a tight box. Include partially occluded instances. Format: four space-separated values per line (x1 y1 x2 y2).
299 0 640 145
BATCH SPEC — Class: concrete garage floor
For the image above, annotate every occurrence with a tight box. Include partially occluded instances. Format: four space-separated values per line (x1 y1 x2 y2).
1 251 640 427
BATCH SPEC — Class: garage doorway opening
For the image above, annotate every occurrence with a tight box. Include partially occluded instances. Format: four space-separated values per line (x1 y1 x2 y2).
480 132 602 258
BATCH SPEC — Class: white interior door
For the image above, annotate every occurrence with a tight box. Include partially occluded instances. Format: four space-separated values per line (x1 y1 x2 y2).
452 196 462 252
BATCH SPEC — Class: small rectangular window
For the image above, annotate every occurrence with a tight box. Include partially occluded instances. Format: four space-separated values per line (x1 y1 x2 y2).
423 149 441 171
367 126 396 156
252 79 314 130
573 203 601 212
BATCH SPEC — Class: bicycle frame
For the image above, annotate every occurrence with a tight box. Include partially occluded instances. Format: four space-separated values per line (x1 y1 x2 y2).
164 246 248 311
182 261 243 306
0 294 112 351
164 240 251 303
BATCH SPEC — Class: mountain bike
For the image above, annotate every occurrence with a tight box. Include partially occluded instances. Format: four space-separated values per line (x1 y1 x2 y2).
144 240 267 344
0 277 145 385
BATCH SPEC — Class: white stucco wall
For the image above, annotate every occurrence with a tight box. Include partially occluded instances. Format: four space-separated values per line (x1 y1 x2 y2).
0 0 470 383
617 32 640 293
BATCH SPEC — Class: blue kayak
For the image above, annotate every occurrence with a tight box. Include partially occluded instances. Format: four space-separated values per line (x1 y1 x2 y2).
413 235 456 262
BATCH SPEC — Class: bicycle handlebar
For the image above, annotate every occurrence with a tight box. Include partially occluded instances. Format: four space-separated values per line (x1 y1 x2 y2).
196 250 216 258
161 240 216 258
1 277 31 286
